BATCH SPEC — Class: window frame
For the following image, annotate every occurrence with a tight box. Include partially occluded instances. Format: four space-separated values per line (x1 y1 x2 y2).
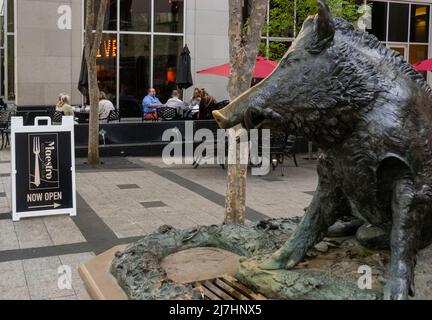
82 0 186 107
261 0 295 59
369 1 432 82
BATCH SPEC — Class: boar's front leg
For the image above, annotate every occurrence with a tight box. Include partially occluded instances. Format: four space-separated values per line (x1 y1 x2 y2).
260 157 348 270
384 174 423 300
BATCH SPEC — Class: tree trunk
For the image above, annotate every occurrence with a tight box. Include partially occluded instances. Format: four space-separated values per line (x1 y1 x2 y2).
87 57 100 164
84 0 108 165
224 0 267 224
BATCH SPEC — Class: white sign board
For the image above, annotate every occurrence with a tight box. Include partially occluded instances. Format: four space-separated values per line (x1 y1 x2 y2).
11 116 76 221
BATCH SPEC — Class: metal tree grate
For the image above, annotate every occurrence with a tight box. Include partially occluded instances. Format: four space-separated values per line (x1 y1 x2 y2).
193 275 267 300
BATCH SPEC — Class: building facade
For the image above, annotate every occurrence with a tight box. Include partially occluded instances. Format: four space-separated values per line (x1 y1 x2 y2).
1 0 432 107
1 0 232 107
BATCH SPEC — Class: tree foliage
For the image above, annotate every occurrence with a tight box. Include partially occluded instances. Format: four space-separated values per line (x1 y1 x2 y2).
262 0 361 61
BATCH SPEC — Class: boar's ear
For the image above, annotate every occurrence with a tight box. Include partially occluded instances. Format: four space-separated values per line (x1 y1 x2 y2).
307 0 335 53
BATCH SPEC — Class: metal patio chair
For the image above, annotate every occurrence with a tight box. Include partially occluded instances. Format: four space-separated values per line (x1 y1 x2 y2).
0 109 12 150
106 109 121 123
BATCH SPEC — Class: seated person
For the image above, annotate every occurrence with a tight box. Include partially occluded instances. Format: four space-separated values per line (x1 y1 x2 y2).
189 88 202 107
98 91 115 120
165 90 185 115
182 88 201 119
142 88 163 120
56 93 74 116
199 88 216 119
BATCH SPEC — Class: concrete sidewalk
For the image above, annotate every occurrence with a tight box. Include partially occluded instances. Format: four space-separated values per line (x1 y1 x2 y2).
0 149 318 300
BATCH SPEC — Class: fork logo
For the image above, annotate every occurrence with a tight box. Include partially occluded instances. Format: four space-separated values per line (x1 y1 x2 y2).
32 137 41 187
29 134 60 190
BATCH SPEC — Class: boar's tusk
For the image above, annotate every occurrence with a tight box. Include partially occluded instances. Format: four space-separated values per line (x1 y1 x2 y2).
212 110 243 129
212 110 229 129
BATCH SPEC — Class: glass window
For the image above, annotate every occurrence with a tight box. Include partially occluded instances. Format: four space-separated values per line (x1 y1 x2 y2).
389 46 406 59
96 34 117 103
120 0 151 32
409 44 428 79
388 3 409 42
268 41 291 62
259 40 268 58
0 12 4 47
85 0 117 31
7 0 13 33
268 0 294 38
7 34 14 100
153 35 183 103
119 34 151 106
367 1 387 41
1 49 4 97
410 5 430 43
154 0 184 33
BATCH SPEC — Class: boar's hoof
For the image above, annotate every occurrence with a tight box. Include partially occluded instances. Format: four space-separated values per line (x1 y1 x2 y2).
384 277 413 300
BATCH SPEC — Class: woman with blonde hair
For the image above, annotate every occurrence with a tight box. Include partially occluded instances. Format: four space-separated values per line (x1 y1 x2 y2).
56 94 74 116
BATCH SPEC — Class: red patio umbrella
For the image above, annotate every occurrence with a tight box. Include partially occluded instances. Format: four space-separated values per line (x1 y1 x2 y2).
413 58 432 71
197 56 277 79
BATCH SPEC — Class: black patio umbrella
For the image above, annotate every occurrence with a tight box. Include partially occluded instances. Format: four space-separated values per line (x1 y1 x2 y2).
78 49 89 98
176 44 193 90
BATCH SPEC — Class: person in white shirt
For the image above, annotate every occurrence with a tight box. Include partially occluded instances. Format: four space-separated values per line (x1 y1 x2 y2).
165 90 185 114
99 91 115 120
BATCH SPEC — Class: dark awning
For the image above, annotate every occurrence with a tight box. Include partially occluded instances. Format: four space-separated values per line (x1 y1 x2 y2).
78 49 89 97
176 44 193 90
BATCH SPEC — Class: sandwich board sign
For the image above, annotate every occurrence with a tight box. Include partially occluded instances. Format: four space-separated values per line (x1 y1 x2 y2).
11 116 76 221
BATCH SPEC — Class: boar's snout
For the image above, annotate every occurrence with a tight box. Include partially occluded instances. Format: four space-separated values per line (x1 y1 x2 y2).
212 109 243 129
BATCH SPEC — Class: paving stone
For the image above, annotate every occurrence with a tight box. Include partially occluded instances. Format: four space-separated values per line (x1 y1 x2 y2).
22 256 61 274
0 220 19 250
0 286 30 300
22 256 75 300
75 286 92 300
134 216 167 234
0 268 28 287
49 295 78 300
117 184 140 189
43 216 86 245
0 260 22 272
112 224 146 238
27 279 76 300
14 218 53 249
59 252 95 300
140 201 167 208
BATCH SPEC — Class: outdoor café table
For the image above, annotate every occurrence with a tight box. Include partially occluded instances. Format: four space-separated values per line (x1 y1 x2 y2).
73 106 90 123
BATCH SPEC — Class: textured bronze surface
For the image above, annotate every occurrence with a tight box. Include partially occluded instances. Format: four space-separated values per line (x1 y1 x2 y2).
214 0 432 299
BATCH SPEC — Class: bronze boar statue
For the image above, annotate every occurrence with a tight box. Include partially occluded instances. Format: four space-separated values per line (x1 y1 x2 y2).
213 0 432 299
